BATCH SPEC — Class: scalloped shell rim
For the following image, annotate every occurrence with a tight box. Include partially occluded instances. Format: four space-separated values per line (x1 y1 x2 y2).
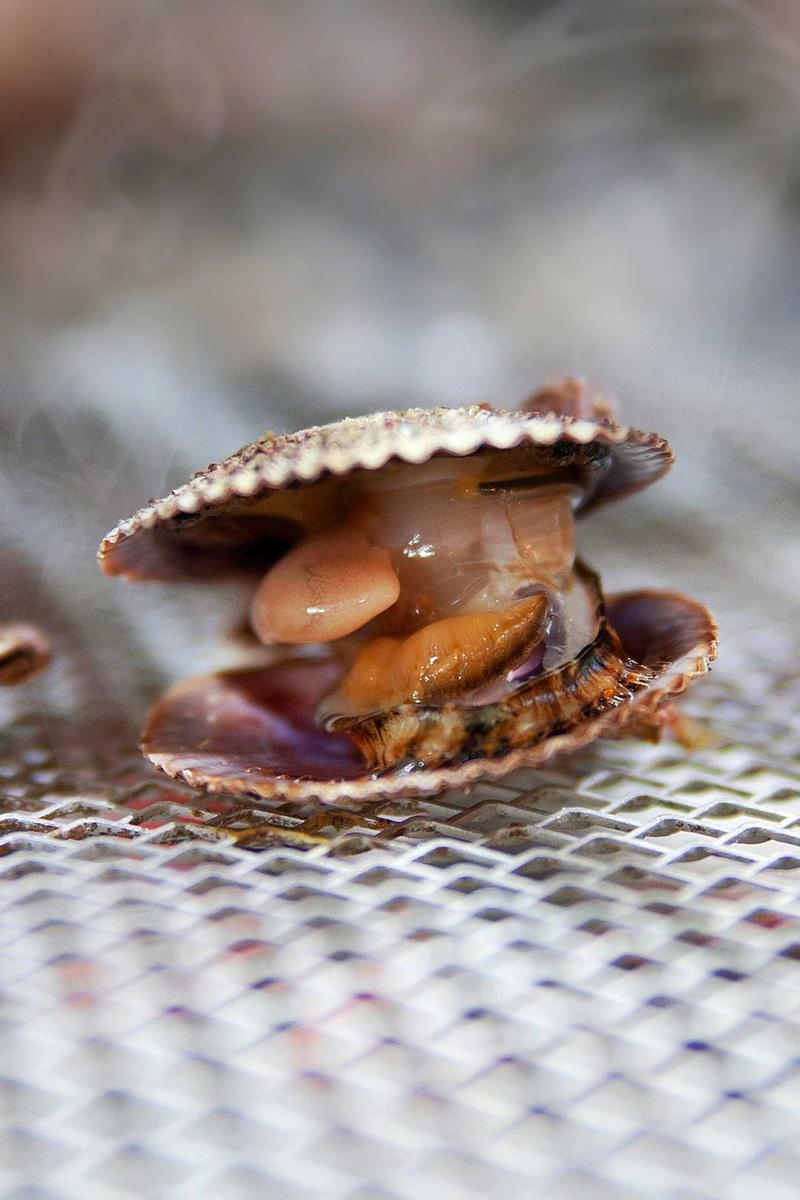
98 406 673 572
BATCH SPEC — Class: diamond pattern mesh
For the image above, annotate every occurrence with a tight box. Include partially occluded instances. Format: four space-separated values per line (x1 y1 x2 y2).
2 651 800 1199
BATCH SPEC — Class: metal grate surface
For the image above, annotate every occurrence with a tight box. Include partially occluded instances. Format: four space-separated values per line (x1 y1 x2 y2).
2 639 800 1199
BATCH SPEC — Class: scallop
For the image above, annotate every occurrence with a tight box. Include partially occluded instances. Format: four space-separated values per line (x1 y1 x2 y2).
98 380 717 803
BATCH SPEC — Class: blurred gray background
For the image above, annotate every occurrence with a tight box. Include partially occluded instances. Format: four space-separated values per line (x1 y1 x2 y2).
1 0 798 726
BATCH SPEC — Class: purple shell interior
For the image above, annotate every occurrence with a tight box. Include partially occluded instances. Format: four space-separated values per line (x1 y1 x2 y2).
146 660 365 786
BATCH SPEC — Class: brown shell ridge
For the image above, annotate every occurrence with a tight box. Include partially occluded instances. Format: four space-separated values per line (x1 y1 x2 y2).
341 619 659 774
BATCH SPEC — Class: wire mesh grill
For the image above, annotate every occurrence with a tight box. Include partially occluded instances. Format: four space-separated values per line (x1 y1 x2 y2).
2 647 800 1199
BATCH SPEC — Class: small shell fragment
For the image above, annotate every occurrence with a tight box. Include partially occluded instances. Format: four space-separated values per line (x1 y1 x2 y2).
0 623 52 686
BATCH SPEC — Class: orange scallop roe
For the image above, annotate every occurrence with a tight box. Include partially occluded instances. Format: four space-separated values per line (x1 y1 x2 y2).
319 592 548 720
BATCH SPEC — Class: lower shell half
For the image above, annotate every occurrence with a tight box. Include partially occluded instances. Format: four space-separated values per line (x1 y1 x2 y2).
141 588 716 803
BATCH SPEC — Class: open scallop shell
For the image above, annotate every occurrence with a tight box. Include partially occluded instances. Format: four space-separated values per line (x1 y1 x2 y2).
98 395 715 805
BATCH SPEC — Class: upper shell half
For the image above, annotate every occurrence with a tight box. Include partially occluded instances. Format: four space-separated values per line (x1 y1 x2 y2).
99 404 673 582
98 398 716 805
